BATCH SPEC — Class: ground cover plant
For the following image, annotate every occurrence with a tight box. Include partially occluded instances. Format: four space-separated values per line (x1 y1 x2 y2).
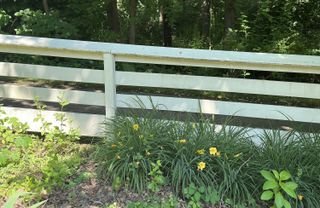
0 97 85 207
95 105 320 208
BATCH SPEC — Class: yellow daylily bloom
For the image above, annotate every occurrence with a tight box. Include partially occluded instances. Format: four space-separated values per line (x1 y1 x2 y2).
196 149 205 155
209 147 218 155
197 162 206 171
133 124 139 131
178 139 187 144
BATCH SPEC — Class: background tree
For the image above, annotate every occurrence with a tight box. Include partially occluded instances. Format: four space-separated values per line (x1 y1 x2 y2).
0 0 318 53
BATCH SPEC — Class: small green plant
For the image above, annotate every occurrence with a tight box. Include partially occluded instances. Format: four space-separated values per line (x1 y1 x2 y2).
203 186 220 205
147 160 166 193
260 170 298 208
0 109 33 167
126 194 178 208
183 183 219 208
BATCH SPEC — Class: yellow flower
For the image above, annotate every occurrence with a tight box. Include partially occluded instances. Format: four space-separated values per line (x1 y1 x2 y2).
146 151 151 156
196 149 205 155
116 155 121 159
178 139 187 144
133 124 139 131
298 194 303 201
111 144 117 148
197 162 206 171
209 147 218 155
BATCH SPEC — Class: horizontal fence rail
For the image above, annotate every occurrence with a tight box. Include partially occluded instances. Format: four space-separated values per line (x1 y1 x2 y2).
0 34 320 136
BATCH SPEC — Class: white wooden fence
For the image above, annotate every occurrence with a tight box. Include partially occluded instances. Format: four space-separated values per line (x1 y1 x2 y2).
0 34 319 136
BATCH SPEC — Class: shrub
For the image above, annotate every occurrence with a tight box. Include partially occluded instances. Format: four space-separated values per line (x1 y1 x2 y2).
14 9 77 38
0 97 82 205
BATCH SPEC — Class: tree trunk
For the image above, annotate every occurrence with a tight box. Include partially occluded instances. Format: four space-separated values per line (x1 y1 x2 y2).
43 0 49 13
106 0 120 34
201 0 211 43
224 0 236 35
128 0 137 44
159 1 172 47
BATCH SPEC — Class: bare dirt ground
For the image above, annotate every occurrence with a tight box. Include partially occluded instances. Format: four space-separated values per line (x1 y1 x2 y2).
45 160 182 208
44 157 228 208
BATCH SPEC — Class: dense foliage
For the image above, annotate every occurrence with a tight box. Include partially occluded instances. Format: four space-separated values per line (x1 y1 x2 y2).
0 0 319 55
0 98 84 206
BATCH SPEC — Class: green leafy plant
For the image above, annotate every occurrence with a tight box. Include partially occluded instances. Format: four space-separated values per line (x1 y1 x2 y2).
260 170 298 208
148 160 166 193
183 183 220 208
0 109 33 167
0 9 11 32
126 194 178 208
0 96 82 205
14 9 77 38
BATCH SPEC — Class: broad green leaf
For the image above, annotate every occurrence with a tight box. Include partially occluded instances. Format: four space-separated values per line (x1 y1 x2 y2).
280 170 291 181
0 152 8 166
14 136 32 147
209 191 219 204
283 199 291 208
272 170 280 180
0 149 10 166
188 184 196 195
260 170 275 181
280 182 297 199
284 182 298 190
194 192 201 201
275 192 284 208
261 191 273 201
263 180 278 190
199 186 205 193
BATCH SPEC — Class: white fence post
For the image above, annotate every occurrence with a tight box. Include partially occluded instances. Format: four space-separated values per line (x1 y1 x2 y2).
103 53 116 119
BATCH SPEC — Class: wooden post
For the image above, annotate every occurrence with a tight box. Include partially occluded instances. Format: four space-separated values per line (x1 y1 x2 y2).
103 53 116 119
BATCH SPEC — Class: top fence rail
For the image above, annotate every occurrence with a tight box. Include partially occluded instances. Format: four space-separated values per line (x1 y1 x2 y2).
1 34 320 74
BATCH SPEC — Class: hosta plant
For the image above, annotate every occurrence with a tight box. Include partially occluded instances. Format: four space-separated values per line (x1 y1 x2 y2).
260 170 298 208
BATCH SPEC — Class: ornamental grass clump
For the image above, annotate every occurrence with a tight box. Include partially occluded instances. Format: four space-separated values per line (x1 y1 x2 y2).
165 119 220 194
94 103 320 207
95 106 175 192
